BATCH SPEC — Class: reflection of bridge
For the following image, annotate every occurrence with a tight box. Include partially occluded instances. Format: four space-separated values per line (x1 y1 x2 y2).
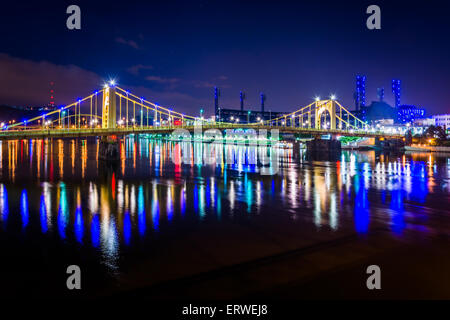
2 84 403 140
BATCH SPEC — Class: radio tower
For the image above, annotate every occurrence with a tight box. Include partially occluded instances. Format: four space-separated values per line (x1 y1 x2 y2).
49 81 55 108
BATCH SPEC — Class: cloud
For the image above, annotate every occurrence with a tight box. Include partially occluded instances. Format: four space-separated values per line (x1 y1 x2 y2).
190 75 230 88
191 80 216 88
115 37 139 49
127 64 153 76
0 53 102 107
0 53 212 115
145 75 180 84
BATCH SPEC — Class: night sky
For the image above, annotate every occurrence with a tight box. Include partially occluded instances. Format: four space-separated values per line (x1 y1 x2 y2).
0 0 449 116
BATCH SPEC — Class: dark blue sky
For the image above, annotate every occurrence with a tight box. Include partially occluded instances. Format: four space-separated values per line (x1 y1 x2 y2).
0 0 449 115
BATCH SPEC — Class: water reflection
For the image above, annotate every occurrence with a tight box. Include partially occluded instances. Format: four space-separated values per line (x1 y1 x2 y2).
0 137 449 272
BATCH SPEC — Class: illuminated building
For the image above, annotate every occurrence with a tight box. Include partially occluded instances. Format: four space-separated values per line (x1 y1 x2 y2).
397 105 426 124
432 114 450 131
391 79 401 108
413 117 435 127
354 75 366 111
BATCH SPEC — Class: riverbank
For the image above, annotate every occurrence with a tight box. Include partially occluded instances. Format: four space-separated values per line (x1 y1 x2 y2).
405 144 450 153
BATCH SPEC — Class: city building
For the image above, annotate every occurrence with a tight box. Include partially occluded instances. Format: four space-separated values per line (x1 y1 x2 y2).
413 117 435 127
432 114 450 131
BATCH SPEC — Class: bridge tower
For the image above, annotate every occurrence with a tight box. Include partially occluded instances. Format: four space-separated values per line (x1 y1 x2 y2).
102 85 117 129
315 100 336 130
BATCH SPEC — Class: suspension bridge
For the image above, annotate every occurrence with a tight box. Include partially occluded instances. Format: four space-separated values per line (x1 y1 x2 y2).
0 84 403 141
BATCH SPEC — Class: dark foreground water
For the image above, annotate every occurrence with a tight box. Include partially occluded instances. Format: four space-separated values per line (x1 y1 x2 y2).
0 137 449 298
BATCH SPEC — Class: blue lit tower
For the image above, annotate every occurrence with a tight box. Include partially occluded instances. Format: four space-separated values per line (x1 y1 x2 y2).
240 91 245 111
391 79 401 108
354 75 366 111
214 87 220 119
260 92 266 113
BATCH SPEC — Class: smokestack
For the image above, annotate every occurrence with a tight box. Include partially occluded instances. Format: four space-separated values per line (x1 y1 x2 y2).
377 87 384 102
214 87 219 114
240 91 245 111
260 93 265 113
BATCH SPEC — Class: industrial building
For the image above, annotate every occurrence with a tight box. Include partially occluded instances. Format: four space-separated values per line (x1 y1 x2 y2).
397 104 426 124
214 87 289 123
353 75 427 125
392 79 401 108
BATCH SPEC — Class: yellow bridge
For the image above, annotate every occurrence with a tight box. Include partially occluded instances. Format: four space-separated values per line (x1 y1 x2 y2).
1 84 404 140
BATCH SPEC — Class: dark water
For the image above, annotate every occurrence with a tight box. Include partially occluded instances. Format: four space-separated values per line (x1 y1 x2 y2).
0 137 449 297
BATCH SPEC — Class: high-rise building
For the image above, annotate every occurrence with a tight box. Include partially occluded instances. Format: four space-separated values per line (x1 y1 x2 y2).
354 75 366 111
391 79 401 107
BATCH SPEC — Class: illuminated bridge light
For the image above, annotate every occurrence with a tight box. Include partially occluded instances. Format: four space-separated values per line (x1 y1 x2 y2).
0 85 401 140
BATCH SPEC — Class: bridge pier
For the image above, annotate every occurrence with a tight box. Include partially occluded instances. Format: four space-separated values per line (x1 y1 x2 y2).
306 137 341 155
375 137 405 151
292 141 301 160
99 136 120 161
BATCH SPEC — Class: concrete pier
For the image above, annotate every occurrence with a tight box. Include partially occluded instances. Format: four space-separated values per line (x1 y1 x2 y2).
305 138 341 161
306 138 341 153
375 137 405 151
99 136 120 161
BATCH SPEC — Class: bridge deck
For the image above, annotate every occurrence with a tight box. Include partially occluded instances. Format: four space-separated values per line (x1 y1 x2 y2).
0 125 403 140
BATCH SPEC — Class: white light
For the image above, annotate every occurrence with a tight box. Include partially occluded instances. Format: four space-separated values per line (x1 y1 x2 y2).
315 97 320 102
330 94 336 100
109 80 116 86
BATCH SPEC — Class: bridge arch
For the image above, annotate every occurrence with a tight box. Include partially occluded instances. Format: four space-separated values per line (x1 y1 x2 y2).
315 101 336 130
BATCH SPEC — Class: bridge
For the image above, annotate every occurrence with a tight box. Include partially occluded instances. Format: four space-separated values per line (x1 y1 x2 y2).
1 83 403 141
